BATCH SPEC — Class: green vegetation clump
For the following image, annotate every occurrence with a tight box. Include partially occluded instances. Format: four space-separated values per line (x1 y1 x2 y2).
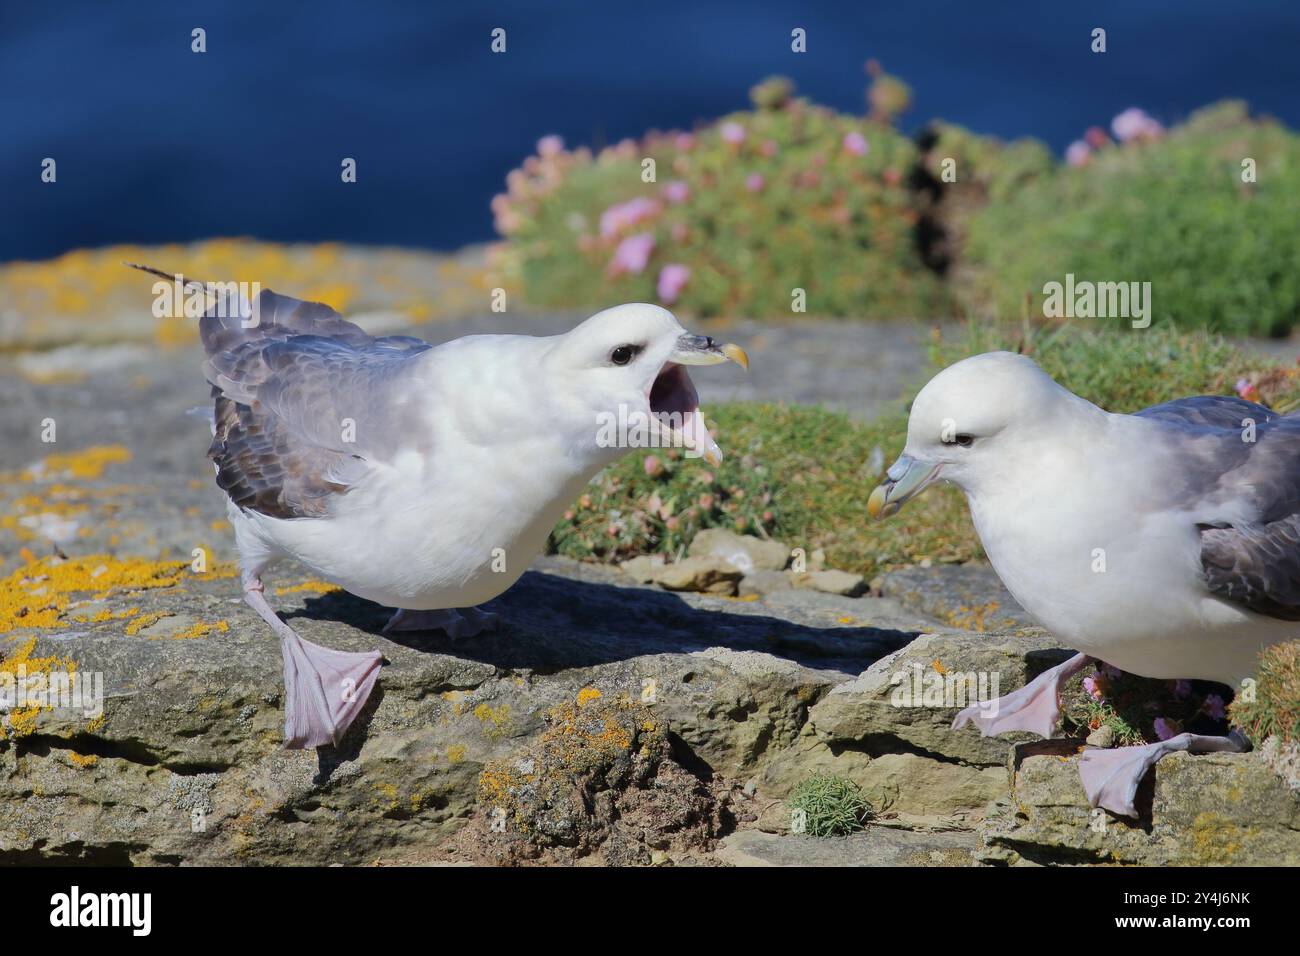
960 102 1300 336
1231 641 1300 744
492 71 948 319
787 772 873 837
548 323 1300 576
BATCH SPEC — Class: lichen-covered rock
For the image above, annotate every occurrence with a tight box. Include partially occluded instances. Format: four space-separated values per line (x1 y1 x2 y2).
977 743 1300 865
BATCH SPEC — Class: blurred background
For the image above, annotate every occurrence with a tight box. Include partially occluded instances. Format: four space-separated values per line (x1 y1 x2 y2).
3 1 1299 261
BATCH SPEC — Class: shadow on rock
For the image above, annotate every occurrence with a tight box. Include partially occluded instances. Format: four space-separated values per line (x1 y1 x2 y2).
287 568 919 675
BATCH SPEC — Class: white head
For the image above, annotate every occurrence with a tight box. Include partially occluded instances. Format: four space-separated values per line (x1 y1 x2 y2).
868 351 1096 515
543 303 748 467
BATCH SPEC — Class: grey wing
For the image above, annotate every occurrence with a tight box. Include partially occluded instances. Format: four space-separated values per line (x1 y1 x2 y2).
1136 397 1300 620
203 288 432 519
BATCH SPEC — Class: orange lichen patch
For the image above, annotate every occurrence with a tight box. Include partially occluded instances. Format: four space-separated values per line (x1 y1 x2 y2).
932 659 948 675
576 686 602 708
836 615 857 625
274 580 341 596
0 555 187 635
300 283 357 312
943 601 1012 633
1 635 78 739
67 751 99 768
210 519 231 532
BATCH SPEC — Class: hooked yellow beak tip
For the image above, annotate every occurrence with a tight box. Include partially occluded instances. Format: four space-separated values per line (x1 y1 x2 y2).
721 343 749 371
867 483 890 519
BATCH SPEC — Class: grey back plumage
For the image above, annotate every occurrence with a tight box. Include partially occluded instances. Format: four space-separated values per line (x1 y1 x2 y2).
202 287 431 519
1137 395 1300 620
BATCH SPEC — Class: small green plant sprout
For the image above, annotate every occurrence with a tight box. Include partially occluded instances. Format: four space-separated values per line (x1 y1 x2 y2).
787 771 873 837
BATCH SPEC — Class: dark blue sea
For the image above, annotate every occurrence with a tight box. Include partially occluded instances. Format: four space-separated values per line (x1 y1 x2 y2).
3 0 1298 262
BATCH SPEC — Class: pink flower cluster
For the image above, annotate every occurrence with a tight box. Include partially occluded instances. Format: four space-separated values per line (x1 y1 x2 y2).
1064 109 1164 166
657 263 690 302
600 197 661 238
608 233 655 276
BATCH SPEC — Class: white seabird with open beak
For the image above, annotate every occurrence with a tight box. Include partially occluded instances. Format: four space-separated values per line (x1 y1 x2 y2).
131 264 748 749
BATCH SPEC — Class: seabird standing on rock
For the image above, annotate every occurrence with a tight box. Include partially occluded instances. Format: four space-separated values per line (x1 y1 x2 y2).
129 264 748 749
867 350 1298 817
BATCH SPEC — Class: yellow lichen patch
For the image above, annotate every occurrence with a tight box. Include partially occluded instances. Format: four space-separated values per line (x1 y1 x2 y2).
158 619 230 641
446 744 467 764
836 615 856 625
932 659 948 675
124 611 167 636
274 580 341 596
473 702 512 739
576 686 602 708
67 751 99 769
72 607 141 624
942 601 1015 633
0 635 78 739
20 445 132 482
0 554 187 635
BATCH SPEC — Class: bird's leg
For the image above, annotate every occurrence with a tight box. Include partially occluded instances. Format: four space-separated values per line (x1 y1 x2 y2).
952 652 1092 739
383 607 466 635
1080 729 1249 818
455 606 500 637
382 607 499 640
244 573 383 749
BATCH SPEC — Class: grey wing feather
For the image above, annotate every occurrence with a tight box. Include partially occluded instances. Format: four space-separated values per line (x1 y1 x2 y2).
203 287 431 519
1136 396 1300 620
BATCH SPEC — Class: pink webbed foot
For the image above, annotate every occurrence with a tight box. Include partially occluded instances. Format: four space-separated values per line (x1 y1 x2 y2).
1080 731 1248 818
244 574 382 749
280 631 383 749
952 652 1092 738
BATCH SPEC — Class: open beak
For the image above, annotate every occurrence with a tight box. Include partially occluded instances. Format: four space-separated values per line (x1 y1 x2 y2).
649 333 749 467
867 455 942 518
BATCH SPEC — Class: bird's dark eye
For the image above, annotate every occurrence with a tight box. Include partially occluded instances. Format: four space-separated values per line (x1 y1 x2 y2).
953 434 975 448
610 344 641 366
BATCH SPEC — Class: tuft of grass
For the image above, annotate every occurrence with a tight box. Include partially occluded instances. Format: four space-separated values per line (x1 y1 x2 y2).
1231 641 1300 744
787 772 873 837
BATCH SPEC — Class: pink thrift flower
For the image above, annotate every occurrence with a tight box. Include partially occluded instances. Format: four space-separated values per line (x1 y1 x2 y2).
608 233 655 275
1111 108 1164 143
674 132 695 151
1202 694 1227 720
643 455 663 478
760 139 779 157
1153 717 1180 741
1083 675 1103 701
599 197 660 237
719 121 746 145
536 134 564 157
843 131 870 156
1236 378 1259 401
1173 679 1192 698
657 263 690 303
1084 126 1110 149
745 173 765 192
1065 140 1091 167
663 180 690 204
